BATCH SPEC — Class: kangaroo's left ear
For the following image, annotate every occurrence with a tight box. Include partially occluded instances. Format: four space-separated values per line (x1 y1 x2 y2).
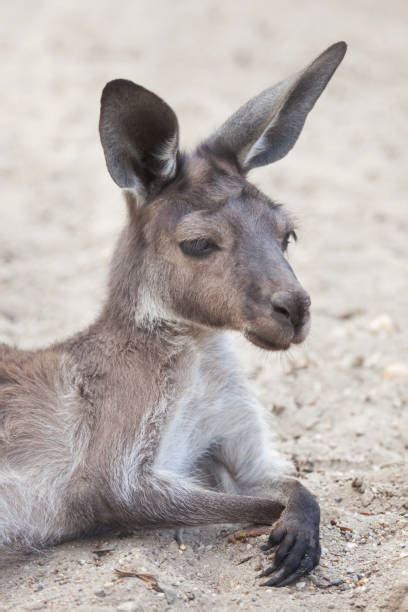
208 41 347 172
99 79 180 204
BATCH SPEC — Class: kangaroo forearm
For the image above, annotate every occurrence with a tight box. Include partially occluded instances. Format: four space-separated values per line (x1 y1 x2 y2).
113 478 285 528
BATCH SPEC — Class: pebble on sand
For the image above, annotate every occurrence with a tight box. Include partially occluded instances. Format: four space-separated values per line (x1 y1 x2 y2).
368 314 397 334
383 363 408 380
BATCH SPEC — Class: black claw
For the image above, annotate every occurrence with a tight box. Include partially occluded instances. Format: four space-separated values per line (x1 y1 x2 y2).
257 526 320 587
273 558 315 587
257 564 276 579
260 567 287 587
259 550 317 587
273 532 296 567
256 503 320 587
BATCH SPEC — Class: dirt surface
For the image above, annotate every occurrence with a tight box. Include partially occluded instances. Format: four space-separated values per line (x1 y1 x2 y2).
0 1 407 610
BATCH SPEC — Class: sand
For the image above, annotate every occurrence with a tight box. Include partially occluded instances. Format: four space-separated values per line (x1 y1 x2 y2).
0 0 407 609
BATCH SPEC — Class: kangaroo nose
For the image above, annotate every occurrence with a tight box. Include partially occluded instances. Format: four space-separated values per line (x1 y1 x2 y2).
271 291 311 328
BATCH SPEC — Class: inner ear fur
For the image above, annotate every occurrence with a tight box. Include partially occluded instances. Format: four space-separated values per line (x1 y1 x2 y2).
99 79 180 202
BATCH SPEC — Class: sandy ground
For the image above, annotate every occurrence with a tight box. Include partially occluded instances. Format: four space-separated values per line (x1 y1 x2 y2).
0 0 407 610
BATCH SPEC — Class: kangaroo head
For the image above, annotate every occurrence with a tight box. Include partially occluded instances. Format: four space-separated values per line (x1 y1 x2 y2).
99 42 346 351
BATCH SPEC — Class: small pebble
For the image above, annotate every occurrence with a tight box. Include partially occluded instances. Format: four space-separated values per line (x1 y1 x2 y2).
117 602 142 612
383 363 408 380
160 584 178 605
368 314 397 334
352 477 366 493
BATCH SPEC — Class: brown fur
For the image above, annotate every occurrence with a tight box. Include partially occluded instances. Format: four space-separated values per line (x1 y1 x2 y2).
0 42 346 585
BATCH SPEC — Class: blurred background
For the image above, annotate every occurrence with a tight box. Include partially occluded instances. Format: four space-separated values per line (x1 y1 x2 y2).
0 1 407 610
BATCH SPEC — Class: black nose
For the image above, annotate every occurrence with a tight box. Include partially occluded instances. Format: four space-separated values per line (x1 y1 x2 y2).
271 291 311 328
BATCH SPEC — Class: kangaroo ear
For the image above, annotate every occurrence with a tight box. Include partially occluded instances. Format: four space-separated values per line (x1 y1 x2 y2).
99 79 180 202
209 42 347 172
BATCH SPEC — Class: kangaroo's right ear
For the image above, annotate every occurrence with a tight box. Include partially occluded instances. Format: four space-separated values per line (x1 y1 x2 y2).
99 79 180 204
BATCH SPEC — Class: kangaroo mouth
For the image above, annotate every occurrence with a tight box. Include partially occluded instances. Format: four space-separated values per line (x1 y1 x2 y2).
244 330 292 352
244 316 310 351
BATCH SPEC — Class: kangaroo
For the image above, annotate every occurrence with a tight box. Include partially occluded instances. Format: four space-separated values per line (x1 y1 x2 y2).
0 42 346 586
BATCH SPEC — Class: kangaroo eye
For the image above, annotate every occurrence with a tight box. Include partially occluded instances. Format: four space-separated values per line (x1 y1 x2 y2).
282 230 297 251
179 238 219 258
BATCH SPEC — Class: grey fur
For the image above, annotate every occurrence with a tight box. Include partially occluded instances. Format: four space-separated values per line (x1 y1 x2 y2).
0 42 346 585
211 41 347 170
